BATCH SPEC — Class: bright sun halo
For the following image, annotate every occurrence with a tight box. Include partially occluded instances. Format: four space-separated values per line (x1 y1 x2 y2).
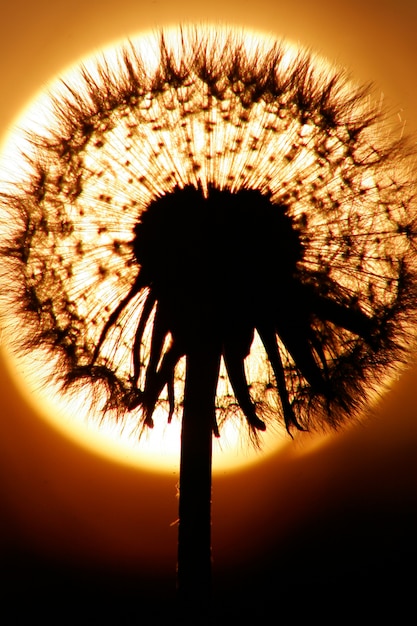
2 24 409 474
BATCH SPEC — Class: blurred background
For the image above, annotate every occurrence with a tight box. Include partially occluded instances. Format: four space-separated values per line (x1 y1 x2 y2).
1 0 416 622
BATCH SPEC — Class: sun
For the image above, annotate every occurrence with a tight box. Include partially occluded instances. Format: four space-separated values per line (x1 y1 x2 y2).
0 24 415 476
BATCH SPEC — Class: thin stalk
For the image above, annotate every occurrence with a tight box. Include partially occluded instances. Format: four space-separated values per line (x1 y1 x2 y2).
176 345 220 623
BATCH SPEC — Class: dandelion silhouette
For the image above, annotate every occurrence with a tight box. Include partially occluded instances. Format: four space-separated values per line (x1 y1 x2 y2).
1 26 417 620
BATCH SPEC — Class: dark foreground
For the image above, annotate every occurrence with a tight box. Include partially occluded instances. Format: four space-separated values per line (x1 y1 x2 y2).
2 501 416 625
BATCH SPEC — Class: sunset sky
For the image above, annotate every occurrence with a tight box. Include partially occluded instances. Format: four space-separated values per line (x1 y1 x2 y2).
1 0 416 622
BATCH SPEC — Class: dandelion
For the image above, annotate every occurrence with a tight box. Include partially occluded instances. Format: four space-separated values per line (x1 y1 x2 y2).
1 25 417 619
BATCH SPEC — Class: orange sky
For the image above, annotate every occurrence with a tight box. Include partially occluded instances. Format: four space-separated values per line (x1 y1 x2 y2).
1 1 417 622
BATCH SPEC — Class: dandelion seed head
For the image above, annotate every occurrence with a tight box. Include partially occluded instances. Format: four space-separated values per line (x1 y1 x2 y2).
1 25 417 446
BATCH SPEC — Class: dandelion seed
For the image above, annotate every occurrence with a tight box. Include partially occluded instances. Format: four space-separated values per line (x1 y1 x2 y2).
1 25 417 616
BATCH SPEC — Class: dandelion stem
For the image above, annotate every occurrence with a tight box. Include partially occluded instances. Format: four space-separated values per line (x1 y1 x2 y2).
177 344 220 622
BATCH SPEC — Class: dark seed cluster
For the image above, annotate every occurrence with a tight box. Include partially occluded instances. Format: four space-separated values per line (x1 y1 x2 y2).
1 27 417 441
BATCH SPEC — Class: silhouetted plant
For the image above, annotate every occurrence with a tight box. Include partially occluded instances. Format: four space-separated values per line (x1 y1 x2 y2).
1 26 417 622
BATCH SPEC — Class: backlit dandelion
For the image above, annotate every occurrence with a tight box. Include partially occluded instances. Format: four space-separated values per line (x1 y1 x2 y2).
1 25 417 618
